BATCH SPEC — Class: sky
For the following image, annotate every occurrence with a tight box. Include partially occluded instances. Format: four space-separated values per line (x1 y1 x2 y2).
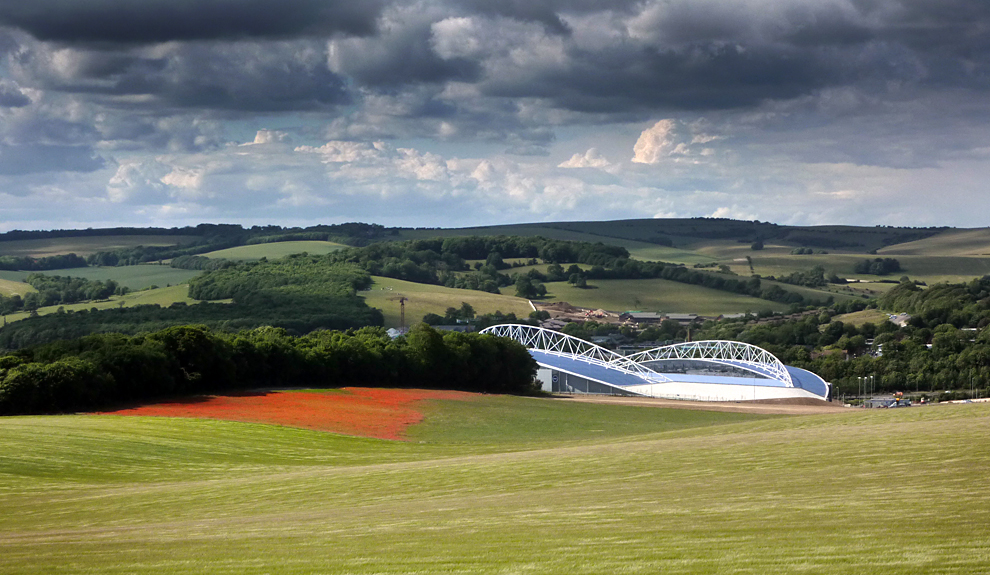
0 0 988 232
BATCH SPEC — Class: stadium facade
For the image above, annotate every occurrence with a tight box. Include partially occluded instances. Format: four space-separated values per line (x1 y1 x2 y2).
480 324 830 402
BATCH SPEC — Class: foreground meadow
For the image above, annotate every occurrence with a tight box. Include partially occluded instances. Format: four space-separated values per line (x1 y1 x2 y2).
1 395 988 574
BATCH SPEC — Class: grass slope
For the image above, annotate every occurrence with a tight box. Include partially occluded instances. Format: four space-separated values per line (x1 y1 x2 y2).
0 278 34 297
362 276 533 327
1 400 988 573
0 235 199 258
201 241 347 260
879 228 990 256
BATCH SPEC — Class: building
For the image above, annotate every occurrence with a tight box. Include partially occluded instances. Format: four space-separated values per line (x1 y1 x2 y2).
480 324 830 402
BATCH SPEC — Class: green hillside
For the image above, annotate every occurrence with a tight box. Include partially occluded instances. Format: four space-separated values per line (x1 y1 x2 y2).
0 265 201 291
0 284 203 324
1 399 987 573
201 240 348 260
0 235 199 258
0 278 33 298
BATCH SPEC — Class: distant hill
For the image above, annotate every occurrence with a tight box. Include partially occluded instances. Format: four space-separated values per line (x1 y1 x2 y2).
398 218 951 254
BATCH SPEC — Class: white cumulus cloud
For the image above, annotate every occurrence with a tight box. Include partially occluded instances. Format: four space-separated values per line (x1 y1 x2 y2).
558 148 616 171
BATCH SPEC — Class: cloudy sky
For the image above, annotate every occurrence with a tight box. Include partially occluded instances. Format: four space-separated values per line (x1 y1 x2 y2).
0 0 988 232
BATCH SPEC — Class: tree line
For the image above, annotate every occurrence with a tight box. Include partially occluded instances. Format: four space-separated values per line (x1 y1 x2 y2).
0 274 128 314
0 254 87 272
0 323 539 415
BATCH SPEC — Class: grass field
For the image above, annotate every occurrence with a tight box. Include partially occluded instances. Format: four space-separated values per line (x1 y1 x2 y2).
530 278 791 315
0 284 202 324
0 278 34 297
201 241 347 260
0 265 201 291
833 309 892 327
0 235 199 258
1 398 988 573
362 276 533 327
879 228 990 257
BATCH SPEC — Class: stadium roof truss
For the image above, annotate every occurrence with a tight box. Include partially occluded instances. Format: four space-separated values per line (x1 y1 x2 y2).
480 323 671 383
481 324 801 390
625 340 793 386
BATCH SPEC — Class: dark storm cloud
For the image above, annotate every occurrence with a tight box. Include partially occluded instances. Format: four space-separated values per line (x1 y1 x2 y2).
0 0 384 44
15 41 349 112
0 144 104 175
329 10 480 88
483 43 837 113
455 0 643 34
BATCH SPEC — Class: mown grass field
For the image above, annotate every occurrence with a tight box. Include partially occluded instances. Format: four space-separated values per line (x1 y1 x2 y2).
0 235 199 258
0 284 204 324
1 398 988 574
362 276 533 327
201 241 347 260
529 278 791 315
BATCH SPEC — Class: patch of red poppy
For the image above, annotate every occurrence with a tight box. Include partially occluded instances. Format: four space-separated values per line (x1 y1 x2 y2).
97 387 480 440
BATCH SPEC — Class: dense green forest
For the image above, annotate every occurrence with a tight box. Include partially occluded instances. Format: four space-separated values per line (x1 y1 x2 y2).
0 323 539 415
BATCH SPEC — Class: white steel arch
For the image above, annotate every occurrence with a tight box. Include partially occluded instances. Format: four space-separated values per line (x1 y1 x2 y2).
480 324 670 383
624 340 793 386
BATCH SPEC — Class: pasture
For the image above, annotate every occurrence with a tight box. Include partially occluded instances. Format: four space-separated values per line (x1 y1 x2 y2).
362 276 533 327
1 397 987 573
531 278 791 315
0 284 202 324
0 278 33 297
0 265 201 291
0 235 199 258
878 228 990 257
201 241 347 260
833 309 892 327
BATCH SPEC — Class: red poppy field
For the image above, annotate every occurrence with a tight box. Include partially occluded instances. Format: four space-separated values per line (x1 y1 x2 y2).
99 387 480 440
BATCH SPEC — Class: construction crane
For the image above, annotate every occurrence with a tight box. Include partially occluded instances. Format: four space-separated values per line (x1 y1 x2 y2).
388 295 409 329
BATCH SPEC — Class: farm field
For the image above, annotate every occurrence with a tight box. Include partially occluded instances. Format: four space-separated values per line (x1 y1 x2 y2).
362 276 533 327
0 265 201 291
531 278 791 315
0 235 199 258
878 228 990 256
0 284 202 324
1 397 988 573
722 253 990 285
201 240 347 260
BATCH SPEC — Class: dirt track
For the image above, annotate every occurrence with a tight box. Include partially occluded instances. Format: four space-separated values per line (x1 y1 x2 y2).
553 394 850 415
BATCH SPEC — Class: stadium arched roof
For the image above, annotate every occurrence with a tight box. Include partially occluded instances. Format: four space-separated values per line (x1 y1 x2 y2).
481 324 829 402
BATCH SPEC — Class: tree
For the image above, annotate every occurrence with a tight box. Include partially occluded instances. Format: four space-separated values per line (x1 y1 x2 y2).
515 277 537 298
